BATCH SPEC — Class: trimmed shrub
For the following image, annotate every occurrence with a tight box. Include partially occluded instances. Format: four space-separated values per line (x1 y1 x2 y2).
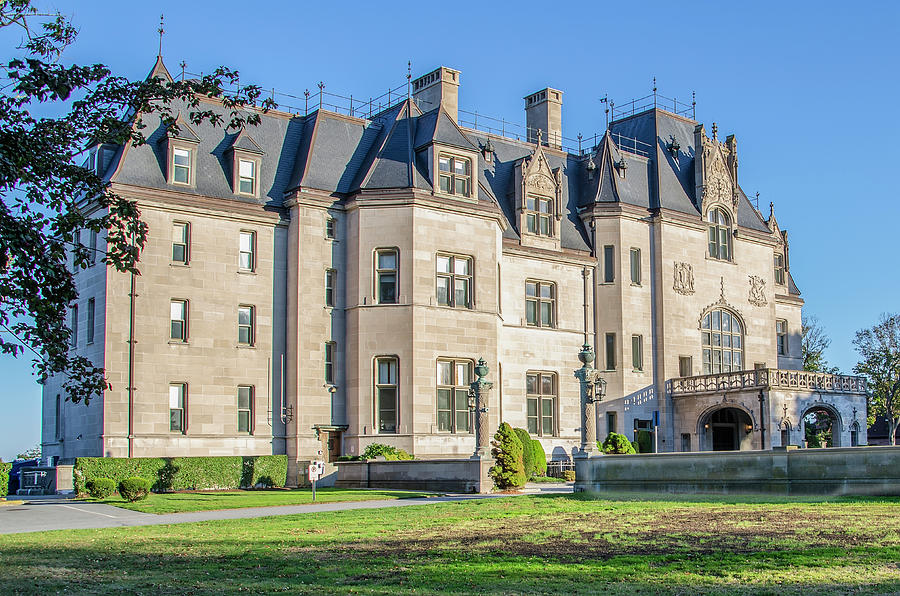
562 470 576 482
362 444 414 461
631 441 640 453
513 428 535 479
530 440 547 477
490 422 525 490
118 477 151 502
0 461 10 498
601 432 637 455
73 455 288 495
637 430 653 453
86 477 116 499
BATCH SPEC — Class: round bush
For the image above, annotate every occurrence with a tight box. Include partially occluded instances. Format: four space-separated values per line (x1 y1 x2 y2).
118 477 151 502
86 477 116 499
362 443 413 461
601 432 637 454
513 428 535 479
530 440 547 477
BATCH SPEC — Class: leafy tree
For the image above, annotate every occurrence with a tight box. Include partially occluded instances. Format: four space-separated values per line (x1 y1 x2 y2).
489 422 525 490
512 427 535 479
0 1 273 405
853 313 900 445
16 444 41 460
802 315 839 373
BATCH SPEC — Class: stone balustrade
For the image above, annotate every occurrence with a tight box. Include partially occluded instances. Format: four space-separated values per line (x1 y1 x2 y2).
667 369 867 397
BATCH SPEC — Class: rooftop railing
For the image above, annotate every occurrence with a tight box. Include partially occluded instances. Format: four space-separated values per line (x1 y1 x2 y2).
667 369 868 397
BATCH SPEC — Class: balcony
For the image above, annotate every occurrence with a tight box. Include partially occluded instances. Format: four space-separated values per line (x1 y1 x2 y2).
667 369 868 397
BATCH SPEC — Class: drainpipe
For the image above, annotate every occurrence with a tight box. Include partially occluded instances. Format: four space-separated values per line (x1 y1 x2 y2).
127 268 136 458
758 389 766 450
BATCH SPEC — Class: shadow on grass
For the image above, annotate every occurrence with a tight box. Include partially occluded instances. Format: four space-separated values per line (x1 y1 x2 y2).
530 492 900 506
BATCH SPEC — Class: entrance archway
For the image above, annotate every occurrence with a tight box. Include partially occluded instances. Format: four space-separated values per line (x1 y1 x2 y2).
802 405 842 447
700 407 754 451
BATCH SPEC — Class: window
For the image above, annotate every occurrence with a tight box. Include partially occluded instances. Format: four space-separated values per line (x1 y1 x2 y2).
239 231 255 271
375 249 398 304
630 248 641 285
774 253 785 285
436 254 472 308
86 298 95 345
606 411 617 436
375 357 398 433
172 147 191 184
325 217 336 239
632 335 643 371
681 433 692 452
701 308 743 374
526 372 556 436
70 304 79 347
436 359 472 433
170 300 187 342
679 356 693 378
707 208 731 260
776 319 788 356
605 333 616 371
169 383 186 432
603 245 615 283
237 386 253 434
238 306 254 345
438 154 471 196
754 362 767 370
89 229 98 265
525 195 553 236
325 269 336 307
237 159 256 195
325 342 336 384
172 222 189 264
525 280 555 327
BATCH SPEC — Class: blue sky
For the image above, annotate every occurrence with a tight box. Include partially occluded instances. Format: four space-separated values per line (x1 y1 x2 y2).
1 0 897 460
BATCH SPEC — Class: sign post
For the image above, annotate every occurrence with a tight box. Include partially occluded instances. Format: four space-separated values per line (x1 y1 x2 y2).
308 461 325 501
653 410 660 453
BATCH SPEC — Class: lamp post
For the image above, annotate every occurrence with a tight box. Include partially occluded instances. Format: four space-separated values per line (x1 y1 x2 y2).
468 358 492 458
574 344 607 456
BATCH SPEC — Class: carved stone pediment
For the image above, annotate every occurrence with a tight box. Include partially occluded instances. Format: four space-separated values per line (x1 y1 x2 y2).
694 124 739 219
519 140 563 220
673 262 695 295
748 275 767 307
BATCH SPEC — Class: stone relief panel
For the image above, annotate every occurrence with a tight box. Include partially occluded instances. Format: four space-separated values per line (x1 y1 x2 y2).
748 275 767 307
673 262 695 295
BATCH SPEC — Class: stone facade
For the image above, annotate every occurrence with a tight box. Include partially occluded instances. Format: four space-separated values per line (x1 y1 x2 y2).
42 59 867 478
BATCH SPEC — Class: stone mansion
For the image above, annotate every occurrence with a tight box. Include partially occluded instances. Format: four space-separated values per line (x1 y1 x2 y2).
43 57 868 480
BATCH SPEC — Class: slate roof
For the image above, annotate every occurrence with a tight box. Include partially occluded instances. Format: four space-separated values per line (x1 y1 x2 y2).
109 57 791 262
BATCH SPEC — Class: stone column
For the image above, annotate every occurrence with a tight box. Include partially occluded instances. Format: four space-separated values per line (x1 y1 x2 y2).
574 344 598 457
471 358 493 459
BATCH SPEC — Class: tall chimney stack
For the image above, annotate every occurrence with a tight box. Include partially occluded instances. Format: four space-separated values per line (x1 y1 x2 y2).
524 88 563 149
411 66 460 121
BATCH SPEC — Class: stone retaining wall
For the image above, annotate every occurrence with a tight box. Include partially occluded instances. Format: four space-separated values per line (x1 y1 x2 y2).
575 446 900 496
335 458 493 493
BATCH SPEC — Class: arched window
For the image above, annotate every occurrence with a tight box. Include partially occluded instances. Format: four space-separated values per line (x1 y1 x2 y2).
701 308 743 374
707 208 731 260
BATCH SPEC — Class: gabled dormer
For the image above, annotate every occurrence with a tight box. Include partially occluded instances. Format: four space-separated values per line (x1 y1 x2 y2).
767 202 789 289
158 113 201 188
414 106 480 202
694 123 739 261
227 128 265 198
514 133 563 251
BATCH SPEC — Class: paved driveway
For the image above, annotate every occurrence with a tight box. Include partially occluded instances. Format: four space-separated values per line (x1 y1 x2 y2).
0 484 573 535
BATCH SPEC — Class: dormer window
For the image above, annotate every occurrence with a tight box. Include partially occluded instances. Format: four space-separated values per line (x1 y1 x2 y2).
438 154 470 197
707 208 732 261
774 253 785 285
172 147 192 185
526 196 553 236
238 159 256 195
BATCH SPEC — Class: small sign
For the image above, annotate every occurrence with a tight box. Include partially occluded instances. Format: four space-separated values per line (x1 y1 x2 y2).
653 410 660 427
308 460 325 482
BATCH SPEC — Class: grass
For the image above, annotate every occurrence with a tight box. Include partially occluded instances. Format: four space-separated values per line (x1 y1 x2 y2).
87 488 433 514
2 493 900 594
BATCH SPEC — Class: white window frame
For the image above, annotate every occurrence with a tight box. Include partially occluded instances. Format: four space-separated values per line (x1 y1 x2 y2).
237 385 254 434
437 153 472 198
375 356 399 434
526 371 557 437
436 253 473 309
436 358 473 434
525 280 555 328
170 299 188 342
239 231 256 272
375 248 399 304
238 305 255 346
169 383 187 433
172 221 190 265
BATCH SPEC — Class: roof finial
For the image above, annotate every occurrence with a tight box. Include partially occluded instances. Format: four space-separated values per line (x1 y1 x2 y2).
652 76 657 108
179 60 186 82
406 61 411 100
536 128 543 146
711 122 718 140
769 201 775 219
157 14 164 58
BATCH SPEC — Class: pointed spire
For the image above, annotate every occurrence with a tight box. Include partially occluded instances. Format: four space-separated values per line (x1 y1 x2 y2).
157 14 165 58
711 122 718 140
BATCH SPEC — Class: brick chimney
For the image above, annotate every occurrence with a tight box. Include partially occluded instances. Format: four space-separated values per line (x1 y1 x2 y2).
412 66 460 121
524 88 563 149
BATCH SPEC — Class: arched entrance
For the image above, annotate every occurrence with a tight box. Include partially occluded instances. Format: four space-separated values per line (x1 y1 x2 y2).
802 405 842 447
700 407 754 451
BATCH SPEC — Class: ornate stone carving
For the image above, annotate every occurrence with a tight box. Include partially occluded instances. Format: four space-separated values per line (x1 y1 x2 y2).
520 140 563 220
748 275 767 306
673 262 695 295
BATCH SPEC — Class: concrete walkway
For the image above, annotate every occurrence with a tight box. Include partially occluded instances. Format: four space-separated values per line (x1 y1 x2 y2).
0 484 573 535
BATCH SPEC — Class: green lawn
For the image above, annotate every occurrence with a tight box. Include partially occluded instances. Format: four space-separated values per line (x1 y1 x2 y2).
88 488 434 514
3 493 900 595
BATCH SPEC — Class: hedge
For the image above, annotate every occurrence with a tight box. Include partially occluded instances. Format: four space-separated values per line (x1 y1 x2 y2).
0 461 10 498
73 455 287 495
